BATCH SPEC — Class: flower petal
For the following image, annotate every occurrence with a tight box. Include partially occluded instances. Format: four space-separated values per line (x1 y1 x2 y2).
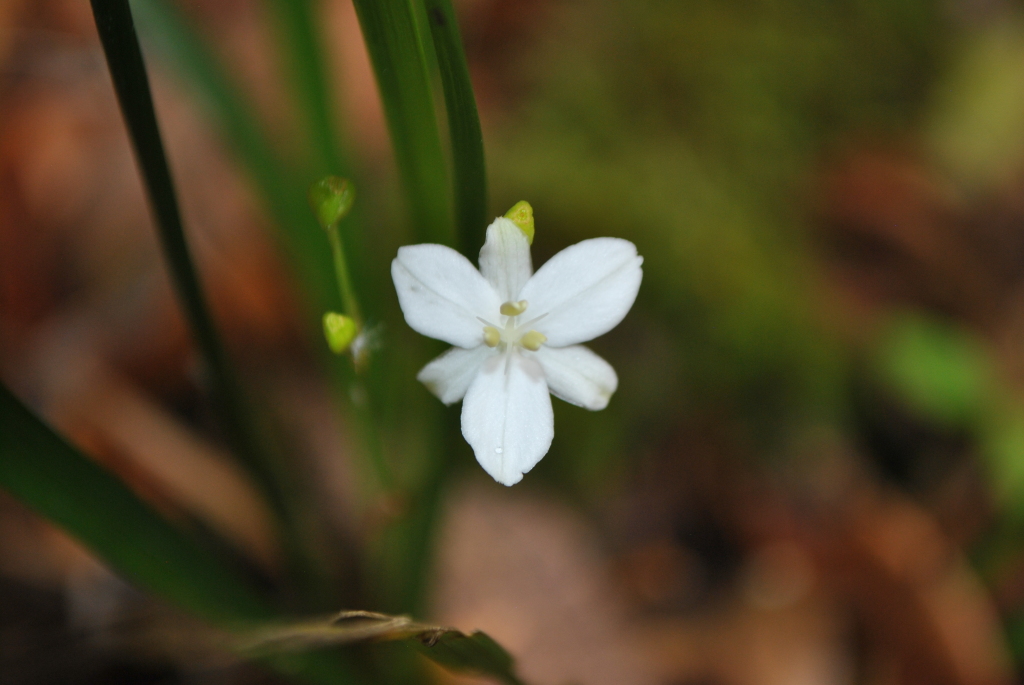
518 238 642 347
417 345 495 405
533 345 618 410
478 217 532 302
461 352 554 486
392 244 501 347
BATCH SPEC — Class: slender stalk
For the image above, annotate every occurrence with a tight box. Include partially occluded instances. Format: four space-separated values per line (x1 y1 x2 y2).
399 413 456 616
353 0 486 620
420 0 488 256
325 229 394 491
322 217 395 490
350 380 395 494
326 225 362 325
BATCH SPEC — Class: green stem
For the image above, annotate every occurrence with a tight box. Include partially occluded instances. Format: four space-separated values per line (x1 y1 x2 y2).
370 405 455 616
354 0 486 621
324 226 395 491
324 220 394 490
326 223 362 325
351 379 395 493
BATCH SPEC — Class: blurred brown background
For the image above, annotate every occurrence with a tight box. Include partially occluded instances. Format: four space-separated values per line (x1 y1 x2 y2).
5 1 1024 684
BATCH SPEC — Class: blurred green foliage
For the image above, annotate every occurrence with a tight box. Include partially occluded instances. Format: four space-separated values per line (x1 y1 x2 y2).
927 16 1024 190
489 0 944 491
874 313 994 427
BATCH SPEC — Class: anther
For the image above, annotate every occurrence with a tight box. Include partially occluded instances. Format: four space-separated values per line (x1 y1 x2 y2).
520 330 547 351
499 300 529 317
483 326 501 347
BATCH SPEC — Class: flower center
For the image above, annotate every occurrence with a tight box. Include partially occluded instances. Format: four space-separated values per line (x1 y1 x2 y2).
481 301 547 352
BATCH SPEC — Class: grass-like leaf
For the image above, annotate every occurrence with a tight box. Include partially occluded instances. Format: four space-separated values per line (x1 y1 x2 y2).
130 0 340 317
421 0 488 255
0 383 272 625
1006 611 1024 673
90 0 285 514
0 385 373 683
90 0 358 618
263 0 347 178
352 0 455 247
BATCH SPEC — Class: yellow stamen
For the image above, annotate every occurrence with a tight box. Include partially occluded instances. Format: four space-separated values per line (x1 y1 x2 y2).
520 330 547 351
483 326 501 347
500 300 529 317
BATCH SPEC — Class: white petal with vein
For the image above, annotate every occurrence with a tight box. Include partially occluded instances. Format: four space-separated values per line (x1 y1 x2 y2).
392 244 501 347
478 217 532 302
461 352 554 486
518 238 642 347
534 345 618 410
417 345 495 405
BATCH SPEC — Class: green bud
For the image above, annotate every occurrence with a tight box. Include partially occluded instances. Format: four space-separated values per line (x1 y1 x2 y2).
308 177 355 230
323 312 358 354
504 200 534 244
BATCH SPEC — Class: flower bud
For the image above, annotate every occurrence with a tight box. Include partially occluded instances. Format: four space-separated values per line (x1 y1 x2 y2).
323 311 358 354
308 177 355 230
503 200 534 244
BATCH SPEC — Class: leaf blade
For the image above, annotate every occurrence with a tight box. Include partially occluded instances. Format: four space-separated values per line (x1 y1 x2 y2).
351 0 454 246
263 0 348 178
0 383 272 625
90 0 285 520
421 0 488 256
130 0 340 317
0 384 375 685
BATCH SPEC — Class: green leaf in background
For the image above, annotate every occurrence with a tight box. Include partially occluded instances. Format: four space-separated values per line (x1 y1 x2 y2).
240 610 527 685
0 383 271 625
926 18 1024 191
92 0 355 619
263 0 348 178
981 407 1024 520
130 0 340 318
345 0 473 622
352 0 454 247
873 313 995 426
1005 612 1024 668
90 0 284 515
0 384 374 684
420 0 488 255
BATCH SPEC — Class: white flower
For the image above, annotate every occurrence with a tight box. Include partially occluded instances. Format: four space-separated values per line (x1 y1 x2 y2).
392 217 643 486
